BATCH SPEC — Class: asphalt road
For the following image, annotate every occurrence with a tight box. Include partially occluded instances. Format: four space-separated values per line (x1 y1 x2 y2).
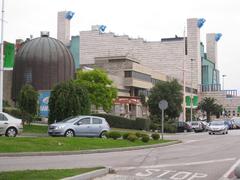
1 130 240 180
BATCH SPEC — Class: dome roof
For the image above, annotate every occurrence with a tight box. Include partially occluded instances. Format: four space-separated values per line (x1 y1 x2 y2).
12 33 75 99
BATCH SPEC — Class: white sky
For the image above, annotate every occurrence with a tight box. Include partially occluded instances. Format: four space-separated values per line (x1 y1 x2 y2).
3 0 240 91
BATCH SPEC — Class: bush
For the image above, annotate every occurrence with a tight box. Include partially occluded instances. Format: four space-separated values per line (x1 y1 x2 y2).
92 114 151 130
141 135 150 143
107 131 121 140
150 123 159 131
151 133 160 140
48 81 91 124
135 132 148 138
122 132 130 140
164 122 177 133
3 107 22 119
127 134 138 142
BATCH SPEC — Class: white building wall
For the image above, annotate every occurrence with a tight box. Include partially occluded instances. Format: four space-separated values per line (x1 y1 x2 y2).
207 33 218 68
57 11 70 45
80 20 202 90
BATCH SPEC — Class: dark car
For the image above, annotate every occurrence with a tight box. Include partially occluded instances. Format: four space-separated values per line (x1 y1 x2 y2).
176 121 192 132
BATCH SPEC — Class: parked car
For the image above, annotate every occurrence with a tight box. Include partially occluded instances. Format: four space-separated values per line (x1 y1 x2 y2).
0 112 23 137
208 120 228 135
224 120 234 129
190 121 205 132
48 116 110 137
232 118 240 129
176 121 192 132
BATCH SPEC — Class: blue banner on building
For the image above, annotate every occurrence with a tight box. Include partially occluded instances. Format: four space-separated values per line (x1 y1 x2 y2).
39 91 51 117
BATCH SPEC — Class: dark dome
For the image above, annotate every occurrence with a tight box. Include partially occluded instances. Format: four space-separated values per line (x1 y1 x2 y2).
12 34 75 99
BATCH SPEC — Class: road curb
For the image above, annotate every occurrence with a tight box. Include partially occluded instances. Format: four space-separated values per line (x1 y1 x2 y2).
61 168 110 180
0 140 181 157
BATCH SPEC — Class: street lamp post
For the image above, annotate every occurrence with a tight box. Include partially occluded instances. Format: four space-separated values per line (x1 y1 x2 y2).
222 74 227 90
0 0 5 112
190 59 194 123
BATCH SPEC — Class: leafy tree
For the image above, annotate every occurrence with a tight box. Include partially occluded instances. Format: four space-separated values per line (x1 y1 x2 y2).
48 81 90 124
148 79 183 120
18 84 38 124
75 69 117 112
198 97 223 121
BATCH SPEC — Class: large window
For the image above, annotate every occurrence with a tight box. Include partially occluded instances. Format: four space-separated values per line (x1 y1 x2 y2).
124 71 151 82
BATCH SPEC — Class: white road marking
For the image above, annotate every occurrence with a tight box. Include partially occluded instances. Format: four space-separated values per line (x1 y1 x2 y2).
222 158 240 178
116 158 236 171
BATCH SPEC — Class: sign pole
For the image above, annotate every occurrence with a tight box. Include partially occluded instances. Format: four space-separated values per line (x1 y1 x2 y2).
161 109 164 140
159 100 168 141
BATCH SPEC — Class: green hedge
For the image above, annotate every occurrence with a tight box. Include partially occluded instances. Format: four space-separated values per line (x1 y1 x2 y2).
92 114 150 130
3 107 22 119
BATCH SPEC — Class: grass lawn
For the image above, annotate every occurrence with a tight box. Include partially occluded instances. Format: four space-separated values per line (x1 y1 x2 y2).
0 167 103 180
0 137 172 153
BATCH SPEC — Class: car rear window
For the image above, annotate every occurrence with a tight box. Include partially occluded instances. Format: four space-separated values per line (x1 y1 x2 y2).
92 118 102 124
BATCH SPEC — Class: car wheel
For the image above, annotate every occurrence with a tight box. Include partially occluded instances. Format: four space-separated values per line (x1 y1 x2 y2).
226 131 228 134
64 130 75 137
209 132 212 135
100 131 107 138
5 127 17 137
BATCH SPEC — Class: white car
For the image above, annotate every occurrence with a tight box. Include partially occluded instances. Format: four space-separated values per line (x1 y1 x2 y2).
208 120 228 135
0 112 23 137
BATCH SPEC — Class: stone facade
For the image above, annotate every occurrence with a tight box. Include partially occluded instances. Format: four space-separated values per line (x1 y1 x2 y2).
80 19 203 91
57 11 70 45
207 33 218 68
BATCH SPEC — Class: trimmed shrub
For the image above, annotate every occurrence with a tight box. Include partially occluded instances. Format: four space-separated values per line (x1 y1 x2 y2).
135 132 148 138
127 134 138 142
151 133 160 140
92 114 151 130
141 135 150 143
122 132 130 140
150 123 159 131
104 131 110 138
3 107 22 119
107 131 121 140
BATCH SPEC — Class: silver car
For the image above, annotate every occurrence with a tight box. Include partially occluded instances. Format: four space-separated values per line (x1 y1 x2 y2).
208 120 228 135
0 112 23 137
48 116 110 137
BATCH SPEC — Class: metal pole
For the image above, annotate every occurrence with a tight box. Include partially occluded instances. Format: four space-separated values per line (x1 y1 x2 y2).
161 109 164 140
183 27 186 122
0 0 5 112
190 59 193 123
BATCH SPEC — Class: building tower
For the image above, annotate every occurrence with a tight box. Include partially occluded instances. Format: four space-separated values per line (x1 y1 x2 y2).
57 11 74 45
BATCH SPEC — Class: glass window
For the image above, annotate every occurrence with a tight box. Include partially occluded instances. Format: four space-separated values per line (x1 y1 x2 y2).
124 71 132 77
92 118 102 124
79 118 90 125
0 113 8 121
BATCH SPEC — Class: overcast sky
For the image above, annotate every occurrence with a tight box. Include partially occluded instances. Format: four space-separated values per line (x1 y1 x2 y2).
3 0 240 91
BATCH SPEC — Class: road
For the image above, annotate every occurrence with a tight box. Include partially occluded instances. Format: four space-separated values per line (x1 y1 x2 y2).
1 130 240 179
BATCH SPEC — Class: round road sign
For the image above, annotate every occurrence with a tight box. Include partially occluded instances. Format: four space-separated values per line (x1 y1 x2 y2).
159 100 168 110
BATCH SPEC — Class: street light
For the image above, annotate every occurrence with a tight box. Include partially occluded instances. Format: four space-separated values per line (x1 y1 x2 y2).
222 74 227 90
190 59 195 123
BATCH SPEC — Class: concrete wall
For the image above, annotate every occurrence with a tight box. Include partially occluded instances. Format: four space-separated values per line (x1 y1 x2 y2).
200 91 240 117
57 11 70 45
207 33 218 68
80 22 201 90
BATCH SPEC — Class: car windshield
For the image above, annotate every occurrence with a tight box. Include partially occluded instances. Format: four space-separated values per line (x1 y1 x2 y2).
210 121 224 126
59 116 78 123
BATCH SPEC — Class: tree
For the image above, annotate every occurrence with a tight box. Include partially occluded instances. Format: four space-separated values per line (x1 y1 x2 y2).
198 97 223 121
148 79 183 120
48 81 91 124
18 84 38 124
75 69 117 112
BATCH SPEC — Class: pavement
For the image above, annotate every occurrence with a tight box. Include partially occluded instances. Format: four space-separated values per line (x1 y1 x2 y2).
1 130 240 179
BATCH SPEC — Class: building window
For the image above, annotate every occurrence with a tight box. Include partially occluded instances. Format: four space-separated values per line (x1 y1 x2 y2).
124 71 132 77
